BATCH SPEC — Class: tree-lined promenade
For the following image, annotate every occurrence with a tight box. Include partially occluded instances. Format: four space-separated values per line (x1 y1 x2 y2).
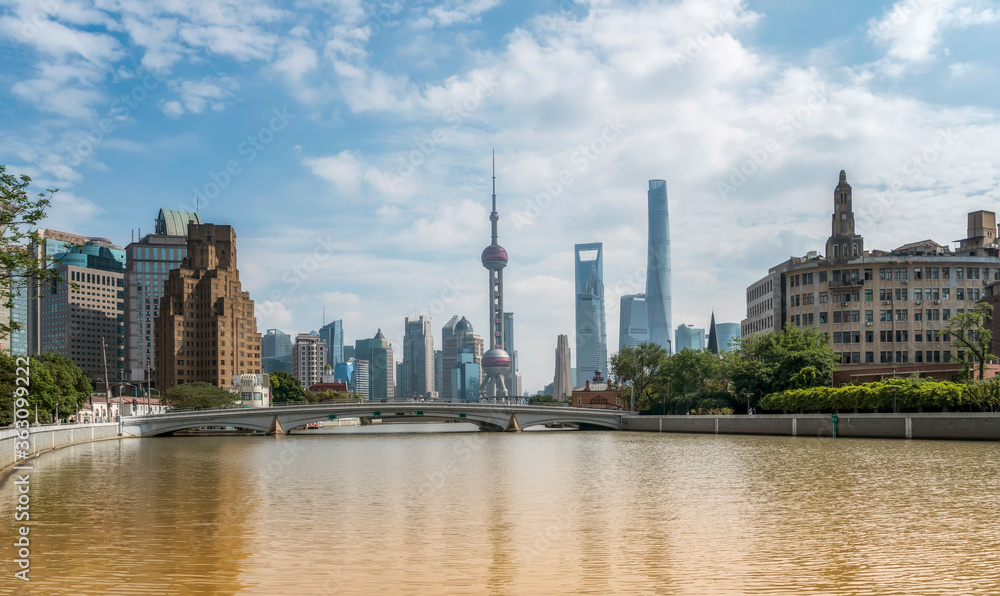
609 307 1000 415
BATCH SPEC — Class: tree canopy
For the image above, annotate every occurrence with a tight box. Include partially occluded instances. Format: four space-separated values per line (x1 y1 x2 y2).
608 342 669 410
943 302 995 380
1 164 63 341
727 325 838 407
269 371 308 403
0 352 92 424
162 381 239 410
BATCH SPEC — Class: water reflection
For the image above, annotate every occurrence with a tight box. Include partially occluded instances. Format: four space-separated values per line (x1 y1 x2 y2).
2 432 999 594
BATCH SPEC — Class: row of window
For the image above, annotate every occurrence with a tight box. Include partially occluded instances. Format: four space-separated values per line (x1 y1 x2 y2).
834 351 966 365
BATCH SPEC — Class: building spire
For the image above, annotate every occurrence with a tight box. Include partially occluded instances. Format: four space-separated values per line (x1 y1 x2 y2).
490 148 499 245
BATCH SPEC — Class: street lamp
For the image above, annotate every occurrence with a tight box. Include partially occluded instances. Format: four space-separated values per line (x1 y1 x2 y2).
889 385 900 413
745 392 753 415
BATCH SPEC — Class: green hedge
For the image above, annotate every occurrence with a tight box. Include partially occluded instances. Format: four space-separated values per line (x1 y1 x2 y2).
759 378 1000 412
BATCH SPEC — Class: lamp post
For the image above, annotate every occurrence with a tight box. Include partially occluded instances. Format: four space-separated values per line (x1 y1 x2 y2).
745 392 752 415
889 385 899 413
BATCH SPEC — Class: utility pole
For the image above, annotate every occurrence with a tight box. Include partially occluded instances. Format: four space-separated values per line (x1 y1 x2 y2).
102 337 111 420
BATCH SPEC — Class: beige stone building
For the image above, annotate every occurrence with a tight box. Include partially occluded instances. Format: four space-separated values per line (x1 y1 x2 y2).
743 171 1000 380
154 223 261 391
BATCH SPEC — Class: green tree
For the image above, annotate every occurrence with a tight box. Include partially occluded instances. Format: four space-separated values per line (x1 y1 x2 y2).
609 342 669 411
162 381 239 410
729 325 838 408
269 370 308 404
657 348 725 414
943 302 996 381
528 394 568 406
35 353 92 418
1 165 63 341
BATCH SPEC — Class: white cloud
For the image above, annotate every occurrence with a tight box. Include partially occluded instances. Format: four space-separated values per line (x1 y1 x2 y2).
868 0 1000 70
424 0 504 27
161 76 240 116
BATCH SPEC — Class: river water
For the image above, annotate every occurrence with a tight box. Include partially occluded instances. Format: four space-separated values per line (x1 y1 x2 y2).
2 430 1000 595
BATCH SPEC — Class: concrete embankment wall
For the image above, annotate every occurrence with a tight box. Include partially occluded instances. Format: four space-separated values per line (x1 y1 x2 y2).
0 423 121 474
621 412 1000 440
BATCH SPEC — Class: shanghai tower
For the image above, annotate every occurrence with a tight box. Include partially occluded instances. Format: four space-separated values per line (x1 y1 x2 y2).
479 153 511 400
646 180 672 354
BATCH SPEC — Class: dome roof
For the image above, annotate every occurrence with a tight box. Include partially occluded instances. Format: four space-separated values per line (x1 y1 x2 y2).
456 317 473 331
482 244 508 268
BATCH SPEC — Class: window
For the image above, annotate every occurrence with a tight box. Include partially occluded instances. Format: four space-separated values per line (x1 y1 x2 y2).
820 271 828 283
866 330 874 342
819 312 828 324
819 292 829 304
834 245 840 258
957 268 965 280
865 310 874 323
833 312 842 323
865 352 875 363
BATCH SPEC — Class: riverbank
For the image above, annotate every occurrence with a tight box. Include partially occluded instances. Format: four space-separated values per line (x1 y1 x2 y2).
1 422 120 474
621 412 1000 440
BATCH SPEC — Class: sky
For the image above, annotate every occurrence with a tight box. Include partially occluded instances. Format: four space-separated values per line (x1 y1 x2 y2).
2 0 1000 393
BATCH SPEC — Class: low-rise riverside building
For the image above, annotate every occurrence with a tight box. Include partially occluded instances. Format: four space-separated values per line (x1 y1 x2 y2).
743 170 1000 380
571 371 622 409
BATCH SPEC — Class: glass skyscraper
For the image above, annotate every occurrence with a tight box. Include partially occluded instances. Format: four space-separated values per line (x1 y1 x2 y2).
619 294 649 349
575 242 607 386
716 322 742 353
675 324 706 352
319 319 344 367
646 180 672 354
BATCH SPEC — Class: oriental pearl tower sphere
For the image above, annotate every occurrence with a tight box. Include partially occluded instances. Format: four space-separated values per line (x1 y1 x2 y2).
480 152 511 401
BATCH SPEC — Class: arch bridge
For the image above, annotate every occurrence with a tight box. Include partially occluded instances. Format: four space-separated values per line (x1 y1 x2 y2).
121 403 628 437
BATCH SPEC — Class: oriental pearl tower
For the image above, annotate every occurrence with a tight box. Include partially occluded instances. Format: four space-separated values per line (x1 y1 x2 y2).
480 152 511 401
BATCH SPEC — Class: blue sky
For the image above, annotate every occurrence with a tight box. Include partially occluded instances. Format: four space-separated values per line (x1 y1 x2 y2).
2 0 1000 393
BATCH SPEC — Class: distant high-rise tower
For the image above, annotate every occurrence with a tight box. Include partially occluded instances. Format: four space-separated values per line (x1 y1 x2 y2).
708 312 719 354
402 315 434 397
319 319 344 367
619 294 649 349
262 329 293 374
646 180 672 354
503 312 518 397
355 329 395 401
675 324 706 351
293 334 327 388
716 322 741 352
440 315 460 400
554 334 572 399
480 154 512 400
575 242 607 386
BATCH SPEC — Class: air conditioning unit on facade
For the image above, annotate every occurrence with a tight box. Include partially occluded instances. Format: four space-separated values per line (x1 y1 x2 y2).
842 302 850 307
903 279 909 284
882 301 891 305
935 300 941 304
866 322 873 326
916 300 922 305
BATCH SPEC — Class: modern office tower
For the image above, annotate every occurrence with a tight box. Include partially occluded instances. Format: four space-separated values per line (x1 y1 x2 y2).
619 294 649 349
342 345 356 361
502 312 519 398
554 334 572 399
125 208 200 386
354 359 370 401
261 328 293 373
716 322 741 352
402 315 434 397
292 333 327 388
396 361 404 398
355 329 395 401
451 349 481 402
575 242 607 386
433 349 443 396
334 360 355 391
480 156 512 399
0 279 28 356
27 229 125 356
154 223 262 391
440 315 460 400
675 324 706 351
37 238 127 386
318 319 344 367
453 316 484 366
707 312 720 354
646 179 672 355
